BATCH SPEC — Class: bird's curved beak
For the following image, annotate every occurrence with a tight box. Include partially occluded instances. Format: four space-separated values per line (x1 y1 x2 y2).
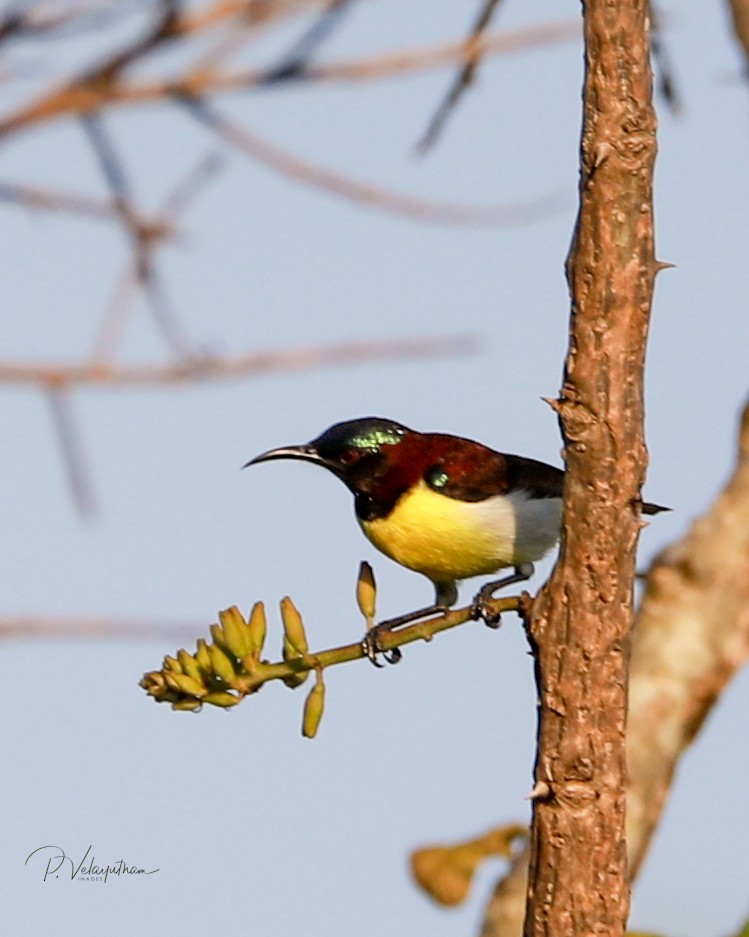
243 444 324 469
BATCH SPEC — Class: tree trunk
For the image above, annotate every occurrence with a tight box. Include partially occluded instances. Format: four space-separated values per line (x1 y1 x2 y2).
523 2 658 935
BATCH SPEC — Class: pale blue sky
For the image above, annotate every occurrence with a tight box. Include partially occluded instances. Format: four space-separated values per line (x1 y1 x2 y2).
2 2 748 936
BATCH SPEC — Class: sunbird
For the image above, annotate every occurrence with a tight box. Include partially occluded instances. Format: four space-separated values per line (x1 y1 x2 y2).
247 416 667 660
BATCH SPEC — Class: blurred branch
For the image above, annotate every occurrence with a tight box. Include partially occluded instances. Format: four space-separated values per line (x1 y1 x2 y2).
261 0 354 83
478 399 749 937
0 18 581 136
417 0 504 153
727 0 749 75
87 150 224 362
0 180 146 222
649 2 681 114
81 111 196 358
0 615 202 643
46 387 98 519
626 397 749 876
0 334 478 388
0 2 572 508
181 96 564 227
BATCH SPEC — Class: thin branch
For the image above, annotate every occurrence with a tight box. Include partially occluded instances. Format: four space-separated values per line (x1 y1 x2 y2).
0 147 223 235
81 111 196 358
0 615 203 643
417 0 504 154
727 0 749 77
261 0 355 84
649 1 681 114
140 592 525 713
46 387 98 519
88 256 141 363
181 96 564 228
80 110 138 222
0 334 479 388
157 149 224 219
87 151 224 363
0 20 582 136
139 260 198 359
79 0 183 86
0 179 140 221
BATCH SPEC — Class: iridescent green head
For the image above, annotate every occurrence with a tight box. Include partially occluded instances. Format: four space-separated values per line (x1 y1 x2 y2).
311 418 409 461
245 417 411 490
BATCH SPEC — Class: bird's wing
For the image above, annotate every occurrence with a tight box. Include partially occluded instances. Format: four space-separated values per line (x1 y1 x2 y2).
425 439 564 503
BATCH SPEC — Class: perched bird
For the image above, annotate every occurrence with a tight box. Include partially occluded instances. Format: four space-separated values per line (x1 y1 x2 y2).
246 417 667 654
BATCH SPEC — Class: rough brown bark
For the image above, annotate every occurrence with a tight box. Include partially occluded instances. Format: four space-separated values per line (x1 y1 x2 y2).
477 404 749 937
479 403 749 937
523 3 657 936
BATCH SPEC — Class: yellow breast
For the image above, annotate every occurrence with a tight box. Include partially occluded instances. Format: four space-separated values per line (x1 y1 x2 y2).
360 480 521 583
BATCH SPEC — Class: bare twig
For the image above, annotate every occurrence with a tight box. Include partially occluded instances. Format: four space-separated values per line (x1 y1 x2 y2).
0 20 582 136
157 149 224 219
0 152 224 233
88 256 142 364
181 96 564 228
0 615 202 643
727 0 749 76
0 180 142 222
261 0 355 84
79 0 183 86
0 334 478 388
81 111 197 358
417 0 504 154
649 1 681 113
87 151 224 363
46 387 98 519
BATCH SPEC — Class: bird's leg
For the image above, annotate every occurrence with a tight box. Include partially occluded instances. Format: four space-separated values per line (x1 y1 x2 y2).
471 563 535 628
362 581 458 667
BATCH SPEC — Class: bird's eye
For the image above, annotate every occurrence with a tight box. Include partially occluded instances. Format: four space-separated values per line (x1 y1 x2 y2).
338 449 360 466
426 466 449 490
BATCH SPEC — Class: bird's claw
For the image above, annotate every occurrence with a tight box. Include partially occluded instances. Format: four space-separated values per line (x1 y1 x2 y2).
361 629 402 667
471 585 503 629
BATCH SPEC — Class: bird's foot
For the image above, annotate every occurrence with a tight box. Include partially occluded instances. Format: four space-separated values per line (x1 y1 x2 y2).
471 583 504 628
361 625 402 667
471 564 535 628
361 602 445 667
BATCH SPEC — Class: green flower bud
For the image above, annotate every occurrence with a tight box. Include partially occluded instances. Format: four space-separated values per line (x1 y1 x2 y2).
208 643 237 686
195 638 212 675
246 602 267 658
219 606 250 659
302 673 326 738
280 596 308 655
178 649 203 684
209 623 233 658
356 561 377 627
169 672 207 698
203 691 241 708
172 698 203 712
